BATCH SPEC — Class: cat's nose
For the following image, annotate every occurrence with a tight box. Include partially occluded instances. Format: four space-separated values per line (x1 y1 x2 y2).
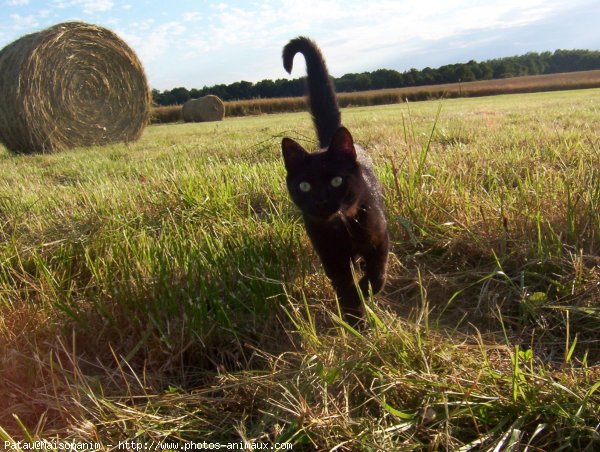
314 199 328 206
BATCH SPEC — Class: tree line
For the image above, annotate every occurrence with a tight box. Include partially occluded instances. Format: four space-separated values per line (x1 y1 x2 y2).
152 49 600 106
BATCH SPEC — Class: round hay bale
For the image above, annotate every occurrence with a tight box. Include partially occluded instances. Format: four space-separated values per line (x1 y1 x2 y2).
182 95 225 123
0 21 150 154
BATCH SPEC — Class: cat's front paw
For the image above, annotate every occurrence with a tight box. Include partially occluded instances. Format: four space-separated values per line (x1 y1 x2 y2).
359 274 385 296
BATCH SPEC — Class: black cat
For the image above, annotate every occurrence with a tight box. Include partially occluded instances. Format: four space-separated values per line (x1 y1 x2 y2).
281 37 389 326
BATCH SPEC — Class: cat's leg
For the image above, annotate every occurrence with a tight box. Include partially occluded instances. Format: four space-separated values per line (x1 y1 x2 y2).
334 278 365 326
319 256 365 327
359 237 389 297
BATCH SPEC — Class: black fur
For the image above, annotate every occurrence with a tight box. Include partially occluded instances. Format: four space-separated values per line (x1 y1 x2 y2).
281 37 389 326
283 37 341 148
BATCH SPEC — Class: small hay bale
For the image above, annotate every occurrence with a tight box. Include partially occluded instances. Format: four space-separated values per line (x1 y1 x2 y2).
0 21 150 154
182 95 225 123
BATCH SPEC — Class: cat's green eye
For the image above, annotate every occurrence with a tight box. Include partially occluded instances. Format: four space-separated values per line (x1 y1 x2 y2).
331 176 343 188
299 181 311 192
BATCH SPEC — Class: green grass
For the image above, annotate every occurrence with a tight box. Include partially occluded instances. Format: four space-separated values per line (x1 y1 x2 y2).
1 89 600 450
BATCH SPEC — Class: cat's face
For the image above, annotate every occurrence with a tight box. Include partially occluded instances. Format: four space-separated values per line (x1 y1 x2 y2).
282 127 363 220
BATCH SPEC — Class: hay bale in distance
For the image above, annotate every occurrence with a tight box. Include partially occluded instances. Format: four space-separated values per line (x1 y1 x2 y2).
182 95 225 122
0 22 150 154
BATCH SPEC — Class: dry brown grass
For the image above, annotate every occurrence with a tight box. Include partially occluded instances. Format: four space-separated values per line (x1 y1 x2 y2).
150 105 183 124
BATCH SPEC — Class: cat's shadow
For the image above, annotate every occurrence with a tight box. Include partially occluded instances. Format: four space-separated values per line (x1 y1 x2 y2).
378 255 600 366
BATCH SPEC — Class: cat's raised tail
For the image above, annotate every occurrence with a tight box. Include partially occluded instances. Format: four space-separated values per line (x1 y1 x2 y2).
282 37 341 149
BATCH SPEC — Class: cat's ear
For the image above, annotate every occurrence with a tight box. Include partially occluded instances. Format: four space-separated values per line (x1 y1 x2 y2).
329 127 356 161
282 137 309 172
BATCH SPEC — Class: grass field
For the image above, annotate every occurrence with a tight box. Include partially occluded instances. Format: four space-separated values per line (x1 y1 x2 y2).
1 88 600 449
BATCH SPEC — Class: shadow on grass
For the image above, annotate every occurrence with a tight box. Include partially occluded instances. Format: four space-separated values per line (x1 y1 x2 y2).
0 228 305 436
381 237 600 365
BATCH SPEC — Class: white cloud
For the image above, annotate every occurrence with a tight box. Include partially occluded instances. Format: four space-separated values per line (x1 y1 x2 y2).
53 0 114 14
182 0 557 67
9 13 40 29
221 0 574 76
182 11 202 22
6 0 29 5
210 3 228 13
117 21 186 62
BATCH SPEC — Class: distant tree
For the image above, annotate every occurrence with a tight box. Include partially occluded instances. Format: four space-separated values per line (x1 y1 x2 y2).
547 49 600 72
255 79 275 97
436 64 458 83
456 65 476 82
353 73 372 91
151 89 162 105
521 52 541 75
464 60 482 79
170 87 191 104
493 60 517 78
420 67 436 85
408 68 425 86
285 78 306 97
478 62 494 80
336 73 358 92
150 49 600 105
370 69 403 89
227 81 254 100
189 88 204 99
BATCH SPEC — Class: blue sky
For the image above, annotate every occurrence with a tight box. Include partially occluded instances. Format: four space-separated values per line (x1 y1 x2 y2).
1 0 600 91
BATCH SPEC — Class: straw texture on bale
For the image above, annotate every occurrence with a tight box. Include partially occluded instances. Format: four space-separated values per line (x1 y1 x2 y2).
182 95 225 122
0 22 150 154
